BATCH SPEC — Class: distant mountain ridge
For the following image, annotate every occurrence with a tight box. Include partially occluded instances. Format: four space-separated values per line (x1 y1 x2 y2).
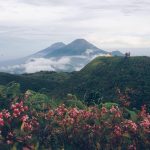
45 39 107 57
0 39 124 74
31 42 66 58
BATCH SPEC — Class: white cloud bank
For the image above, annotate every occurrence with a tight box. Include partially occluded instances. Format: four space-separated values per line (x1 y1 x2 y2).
0 51 107 74
0 57 71 73
24 57 71 73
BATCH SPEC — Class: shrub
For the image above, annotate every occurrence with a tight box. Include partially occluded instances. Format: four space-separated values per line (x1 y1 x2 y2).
0 96 149 150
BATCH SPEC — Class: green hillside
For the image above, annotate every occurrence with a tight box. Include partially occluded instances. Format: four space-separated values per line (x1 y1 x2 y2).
65 56 150 107
0 72 70 93
0 56 150 108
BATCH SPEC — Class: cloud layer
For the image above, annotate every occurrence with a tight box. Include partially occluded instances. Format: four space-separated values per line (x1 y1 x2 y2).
0 49 107 74
0 57 71 73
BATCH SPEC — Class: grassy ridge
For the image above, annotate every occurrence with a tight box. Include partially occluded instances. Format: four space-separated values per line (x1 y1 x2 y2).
0 56 150 108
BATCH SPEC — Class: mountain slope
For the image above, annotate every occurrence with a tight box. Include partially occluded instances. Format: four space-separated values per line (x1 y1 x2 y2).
0 71 70 93
0 56 150 108
45 39 108 57
31 42 66 58
64 56 150 107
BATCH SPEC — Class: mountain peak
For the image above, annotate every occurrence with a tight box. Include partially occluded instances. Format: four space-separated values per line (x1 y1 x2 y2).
70 39 92 45
49 42 66 49
31 42 66 57
46 38 108 57
72 38 89 42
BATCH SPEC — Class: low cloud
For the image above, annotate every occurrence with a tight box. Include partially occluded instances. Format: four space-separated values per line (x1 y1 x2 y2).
0 52 107 74
24 57 71 73
0 57 71 74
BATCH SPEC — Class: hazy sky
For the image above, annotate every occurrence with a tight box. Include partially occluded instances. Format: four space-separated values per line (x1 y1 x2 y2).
0 0 150 60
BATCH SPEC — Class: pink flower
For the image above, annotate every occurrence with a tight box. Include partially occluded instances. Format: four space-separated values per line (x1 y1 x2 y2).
19 101 24 107
114 125 122 136
62 117 74 126
110 106 117 113
101 107 108 115
115 111 122 118
55 105 68 116
13 108 21 117
0 118 4 126
80 110 93 118
11 102 29 118
0 113 4 126
124 120 137 132
4 112 11 118
2 110 11 119
21 115 29 122
0 113 3 118
24 106 28 111
15 103 20 108
11 104 16 109
23 122 33 131
69 108 79 118
140 118 150 133
110 106 121 117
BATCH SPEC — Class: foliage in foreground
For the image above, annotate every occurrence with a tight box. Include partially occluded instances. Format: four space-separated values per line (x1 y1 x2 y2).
0 94 149 150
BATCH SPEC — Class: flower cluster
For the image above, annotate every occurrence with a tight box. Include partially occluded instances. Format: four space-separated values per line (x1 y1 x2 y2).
140 118 150 131
11 101 28 118
0 100 149 150
55 104 68 116
110 105 122 117
0 109 11 126
114 125 122 137
139 105 150 133
101 106 108 115
124 120 137 132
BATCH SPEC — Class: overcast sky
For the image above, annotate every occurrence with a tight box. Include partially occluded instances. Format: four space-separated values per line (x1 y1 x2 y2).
0 0 150 60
